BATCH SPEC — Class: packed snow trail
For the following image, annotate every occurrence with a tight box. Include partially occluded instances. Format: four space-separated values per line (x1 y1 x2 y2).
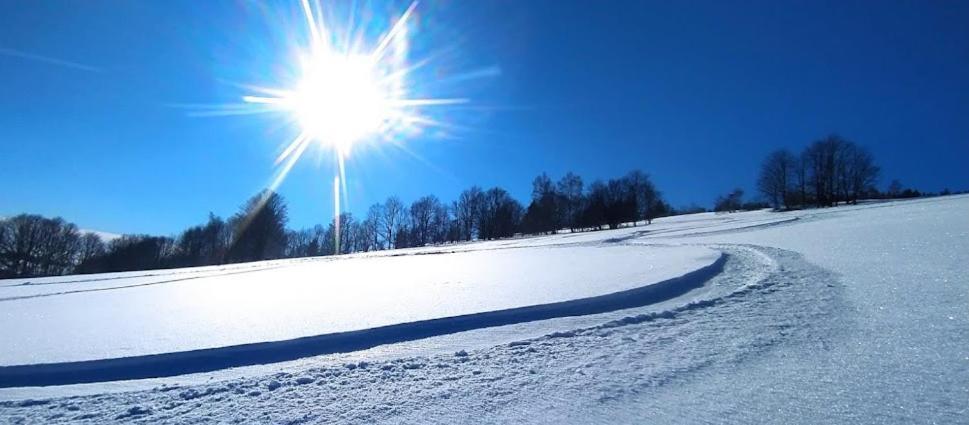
0 244 832 423
0 245 718 367
0 196 966 424
0 249 725 387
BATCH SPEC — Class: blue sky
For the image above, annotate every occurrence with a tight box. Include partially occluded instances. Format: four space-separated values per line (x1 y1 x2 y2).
2 0 967 236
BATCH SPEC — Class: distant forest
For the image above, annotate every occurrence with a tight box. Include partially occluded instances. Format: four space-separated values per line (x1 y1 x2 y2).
1 134 958 279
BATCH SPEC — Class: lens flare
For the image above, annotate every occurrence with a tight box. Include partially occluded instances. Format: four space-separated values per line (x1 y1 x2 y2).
232 0 468 253
243 0 464 162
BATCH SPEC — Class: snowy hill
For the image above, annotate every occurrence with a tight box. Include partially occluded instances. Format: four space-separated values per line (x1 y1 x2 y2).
0 195 966 424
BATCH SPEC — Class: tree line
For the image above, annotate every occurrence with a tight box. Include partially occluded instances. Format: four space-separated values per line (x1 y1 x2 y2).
1 170 671 279
756 134 881 210
753 134 960 211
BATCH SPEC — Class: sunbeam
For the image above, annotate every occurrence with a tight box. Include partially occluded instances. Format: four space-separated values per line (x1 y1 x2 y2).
231 0 469 253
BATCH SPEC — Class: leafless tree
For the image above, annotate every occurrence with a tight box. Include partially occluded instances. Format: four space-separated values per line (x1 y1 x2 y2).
757 149 797 209
478 187 522 239
381 196 405 249
840 143 879 204
557 172 584 231
409 195 441 246
623 170 661 224
455 186 483 241
361 203 384 251
0 214 81 277
77 233 106 265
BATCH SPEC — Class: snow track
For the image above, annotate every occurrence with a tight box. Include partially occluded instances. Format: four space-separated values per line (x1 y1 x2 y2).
0 243 839 423
2 197 966 423
0 250 726 387
0 245 720 368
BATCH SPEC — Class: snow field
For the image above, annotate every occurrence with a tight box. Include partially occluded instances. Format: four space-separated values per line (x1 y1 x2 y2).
1 195 966 424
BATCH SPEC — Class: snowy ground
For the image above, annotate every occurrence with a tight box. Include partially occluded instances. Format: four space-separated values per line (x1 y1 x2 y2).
0 195 966 423
0 245 720 367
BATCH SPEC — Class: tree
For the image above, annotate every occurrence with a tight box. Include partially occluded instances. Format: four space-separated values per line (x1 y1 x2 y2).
523 172 562 234
409 195 442 246
360 204 384 251
284 228 314 258
757 149 797 210
795 152 810 207
78 235 175 273
580 180 608 230
430 201 451 244
174 214 229 266
381 196 406 249
604 178 637 229
337 213 356 254
226 190 289 263
0 214 81 278
77 233 107 267
477 187 522 239
557 172 584 232
714 188 744 213
841 143 879 204
797 135 881 207
455 186 484 241
623 170 662 224
887 179 903 198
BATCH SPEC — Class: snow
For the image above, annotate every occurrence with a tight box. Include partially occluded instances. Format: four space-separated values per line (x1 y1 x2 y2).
1 195 967 424
0 245 720 377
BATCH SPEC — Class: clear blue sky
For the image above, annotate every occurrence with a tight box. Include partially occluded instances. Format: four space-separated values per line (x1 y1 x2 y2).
2 0 967 236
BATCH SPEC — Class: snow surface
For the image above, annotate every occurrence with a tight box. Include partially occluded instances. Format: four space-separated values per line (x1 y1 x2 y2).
0 195 966 424
0 245 719 371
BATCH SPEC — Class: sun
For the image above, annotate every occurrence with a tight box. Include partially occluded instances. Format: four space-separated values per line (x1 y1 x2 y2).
283 53 387 155
230 0 471 254
240 0 465 164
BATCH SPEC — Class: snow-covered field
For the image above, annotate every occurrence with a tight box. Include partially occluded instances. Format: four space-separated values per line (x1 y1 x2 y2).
1 195 966 423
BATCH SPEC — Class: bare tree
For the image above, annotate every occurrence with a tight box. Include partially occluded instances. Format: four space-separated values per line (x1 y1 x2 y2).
714 188 744 213
455 186 483 241
841 144 879 204
79 234 175 273
757 149 797 210
0 214 81 277
361 203 384 251
284 228 314 258
338 213 356 254
623 170 662 224
381 196 405 249
77 233 106 266
430 201 450 244
523 173 562 234
478 187 522 239
887 179 903 198
557 172 584 232
409 195 441 246
804 135 847 207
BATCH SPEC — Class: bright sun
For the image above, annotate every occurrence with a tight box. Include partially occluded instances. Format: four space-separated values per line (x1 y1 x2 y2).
232 0 470 254
240 0 464 163
289 53 388 153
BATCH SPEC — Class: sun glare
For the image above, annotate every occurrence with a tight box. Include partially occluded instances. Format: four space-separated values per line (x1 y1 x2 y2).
241 0 464 164
244 52 391 156
291 54 387 153
230 0 469 253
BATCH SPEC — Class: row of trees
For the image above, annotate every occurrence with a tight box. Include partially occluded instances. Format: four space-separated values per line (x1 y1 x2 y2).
0 191 292 278
757 135 881 210
1 170 670 278
284 170 670 256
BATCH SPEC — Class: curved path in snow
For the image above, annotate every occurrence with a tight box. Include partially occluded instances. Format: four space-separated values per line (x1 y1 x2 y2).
0 245 724 387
